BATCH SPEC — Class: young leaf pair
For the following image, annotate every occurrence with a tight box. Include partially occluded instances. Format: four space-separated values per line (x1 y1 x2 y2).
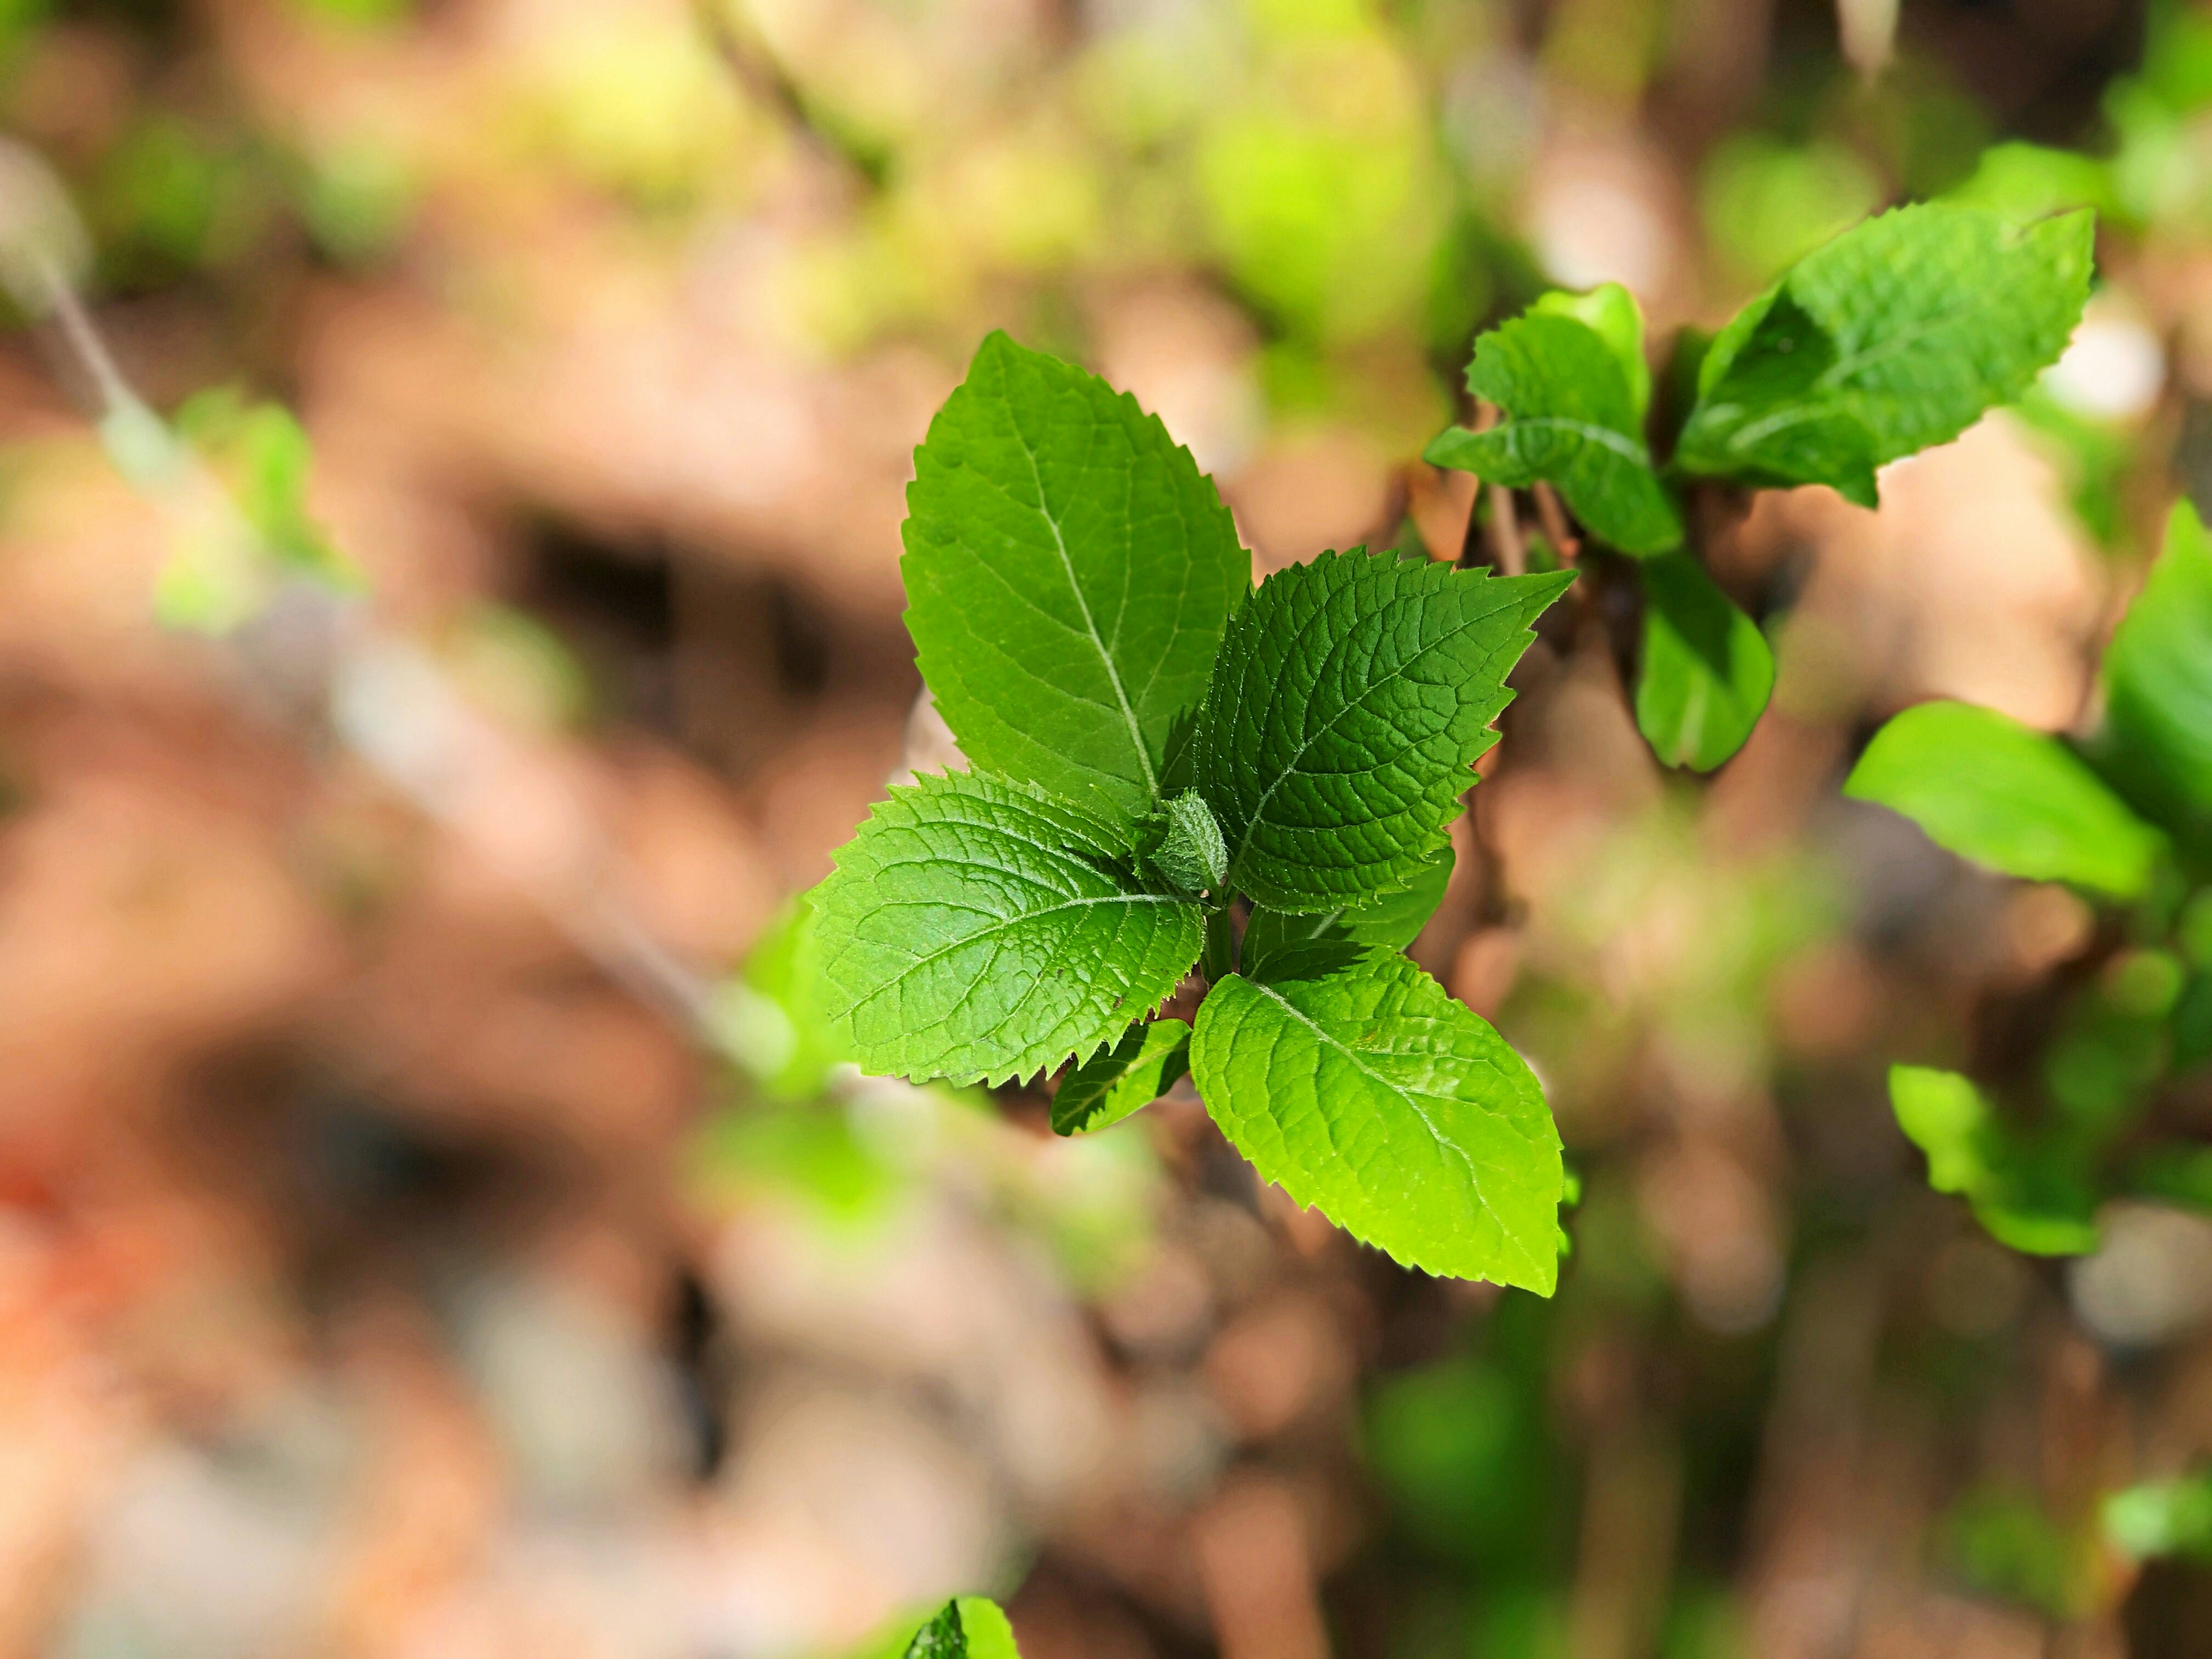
1851 501 2212 1255
810 332 1571 1291
1428 202 2096 775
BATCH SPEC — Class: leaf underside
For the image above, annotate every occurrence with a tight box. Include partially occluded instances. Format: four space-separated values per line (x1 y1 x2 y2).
1194 550 1570 913
1635 552 1776 771
1051 1017 1192 1135
812 769 1204 1086
903 331 1251 826
1677 204 2094 505
1190 945 1563 1289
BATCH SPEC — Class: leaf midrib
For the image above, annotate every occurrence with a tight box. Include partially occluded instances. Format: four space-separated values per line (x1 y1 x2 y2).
1009 419 1160 798
1239 974 1541 1279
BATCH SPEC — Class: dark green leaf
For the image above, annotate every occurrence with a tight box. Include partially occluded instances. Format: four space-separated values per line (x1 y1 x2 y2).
2100 500 2212 844
1194 550 1569 912
1243 842 1454 974
1635 553 1775 771
1051 1018 1191 1135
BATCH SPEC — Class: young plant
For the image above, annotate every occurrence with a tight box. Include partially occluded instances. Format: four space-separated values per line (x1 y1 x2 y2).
1849 500 2212 1255
1426 202 2096 773
808 332 1573 1291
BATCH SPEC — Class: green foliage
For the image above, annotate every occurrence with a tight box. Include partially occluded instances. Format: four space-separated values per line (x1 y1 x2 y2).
1699 135 1885 284
1192 550 1569 911
902 332 1248 827
1635 553 1775 772
1242 841 1454 974
1191 945 1563 1289
1846 700 2165 897
896 1598 1021 1659
2100 501 2212 849
810 768 1205 1086
1675 204 2093 506
1425 291 1683 555
1889 1066 2099 1255
1051 1017 1191 1135
2105 1474 2212 1560
811 334 1573 1282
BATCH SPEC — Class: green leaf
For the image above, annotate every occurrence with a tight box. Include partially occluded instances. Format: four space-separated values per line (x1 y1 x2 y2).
711 896 849 1099
1150 789 1228 895
1889 1066 2099 1255
1531 282 1651 419
810 770 1203 1086
2100 500 2212 843
1845 700 2165 897
902 332 1249 825
1194 551 1570 913
1676 204 2094 505
901 1598 1021 1659
1424 302 1682 555
1051 1017 1191 1135
1635 552 1775 771
1244 841 1454 974
1190 946 1563 1289
2106 1478 2212 1562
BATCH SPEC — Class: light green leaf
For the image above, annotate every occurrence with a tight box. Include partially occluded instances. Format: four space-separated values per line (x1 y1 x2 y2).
2100 499 2212 842
2105 1478 2212 1562
902 332 1250 825
1677 204 2094 505
902 1597 1021 1659
1190 946 1563 1289
1194 551 1570 912
810 770 1203 1086
711 897 849 1099
1425 305 1682 555
1051 1017 1191 1135
1846 700 2165 897
1635 552 1775 771
1150 789 1228 895
1889 1066 2100 1255
1243 841 1454 973
1531 282 1651 419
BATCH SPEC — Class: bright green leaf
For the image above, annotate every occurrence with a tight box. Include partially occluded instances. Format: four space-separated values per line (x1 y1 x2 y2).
1425 308 1682 555
1051 1017 1191 1135
1635 552 1775 771
1889 1066 2100 1255
1190 946 1563 1289
810 770 1203 1086
1243 841 1454 973
2100 499 2212 842
2106 1478 2212 1562
1677 204 2094 505
902 1597 1021 1659
1194 551 1569 912
902 332 1249 825
1531 282 1651 419
1845 700 2165 897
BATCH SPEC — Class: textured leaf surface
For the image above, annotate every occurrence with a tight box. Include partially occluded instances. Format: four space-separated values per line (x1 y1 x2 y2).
811 770 1203 1085
2101 500 2212 843
902 1599 1020 1659
1151 790 1228 894
1190 946 1563 1289
1635 552 1775 771
1243 842 1454 973
1676 205 2093 503
1194 551 1570 912
1051 1018 1191 1135
1846 700 2164 897
1889 1066 2098 1255
1424 306 1681 555
903 332 1250 824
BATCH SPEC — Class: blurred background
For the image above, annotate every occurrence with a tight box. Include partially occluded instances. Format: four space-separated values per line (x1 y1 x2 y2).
1 0 2210 1653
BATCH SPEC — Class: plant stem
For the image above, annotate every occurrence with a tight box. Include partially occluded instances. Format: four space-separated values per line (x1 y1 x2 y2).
1204 906 1238 984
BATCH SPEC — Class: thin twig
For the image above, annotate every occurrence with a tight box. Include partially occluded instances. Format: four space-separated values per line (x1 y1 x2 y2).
1531 480 1580 565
